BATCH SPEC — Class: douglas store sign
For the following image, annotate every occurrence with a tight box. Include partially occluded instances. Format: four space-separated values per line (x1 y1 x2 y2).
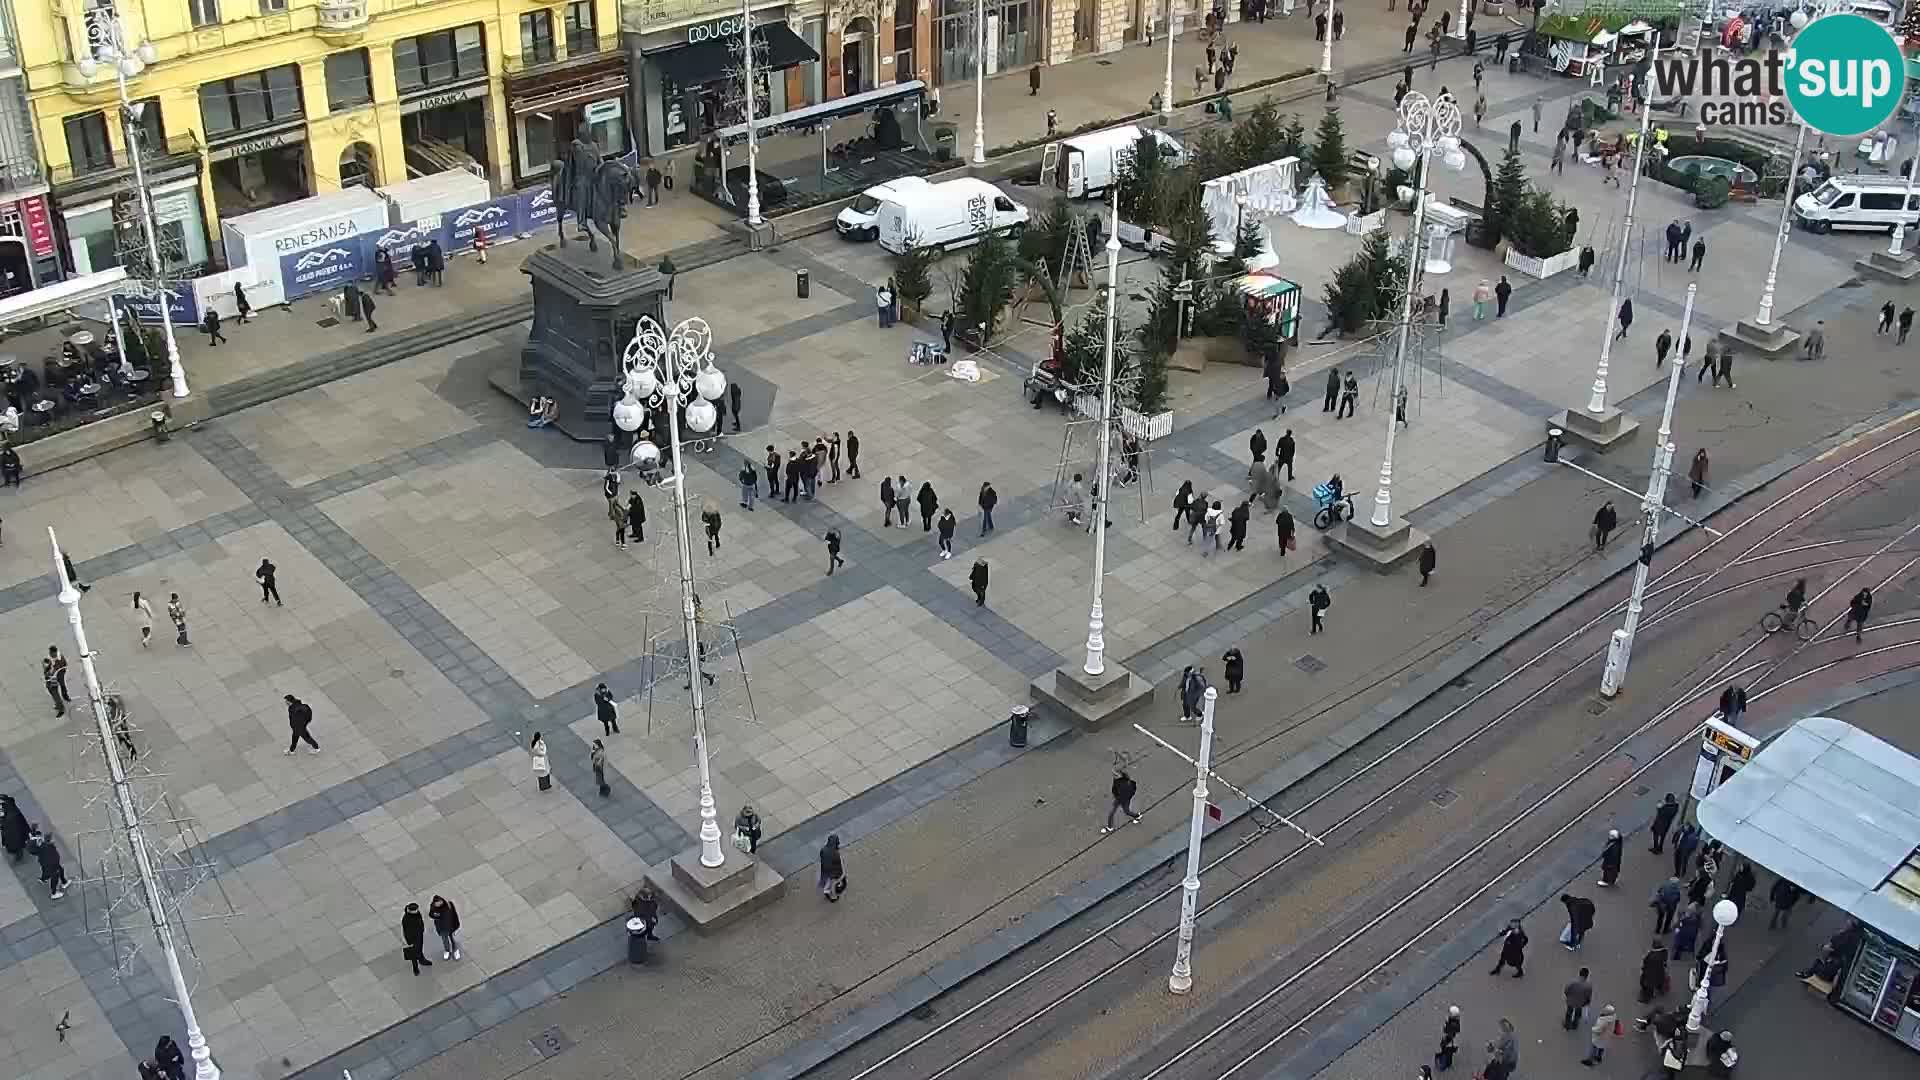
686 15 750 41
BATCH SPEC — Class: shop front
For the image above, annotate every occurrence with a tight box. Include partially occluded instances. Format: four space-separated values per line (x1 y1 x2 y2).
60 179 213 280
0 194 60 297
506 52 631 188
932 0 1040 86
205 126 312 222
394 24 495 177
632 9 817 157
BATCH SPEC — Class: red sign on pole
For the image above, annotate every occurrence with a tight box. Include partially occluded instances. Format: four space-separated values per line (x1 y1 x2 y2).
1206 802 1222 821
19 196 54 258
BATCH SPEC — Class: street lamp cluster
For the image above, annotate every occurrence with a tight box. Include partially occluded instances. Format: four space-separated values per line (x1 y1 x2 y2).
1754 0 1850 328
1372 91 1464 528
612 316 732 869
76 20 190 400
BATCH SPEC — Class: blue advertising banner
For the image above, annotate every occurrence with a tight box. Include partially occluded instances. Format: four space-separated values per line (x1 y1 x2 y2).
117 284 199 326
442 196 518 253
367 219 439 271
520 186 559 235
279 240 365 301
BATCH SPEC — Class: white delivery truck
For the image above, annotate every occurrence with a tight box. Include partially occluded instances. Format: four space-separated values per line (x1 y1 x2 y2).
875 178 1029 254
1794 174 1920 234
1054 126 1186 199
837 176 931 240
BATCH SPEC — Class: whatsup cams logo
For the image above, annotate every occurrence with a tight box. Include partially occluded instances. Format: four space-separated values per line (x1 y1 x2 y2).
1652 13 1907 136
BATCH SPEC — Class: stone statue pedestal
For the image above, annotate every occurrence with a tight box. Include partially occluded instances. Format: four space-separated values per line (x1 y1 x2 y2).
512 242 667 441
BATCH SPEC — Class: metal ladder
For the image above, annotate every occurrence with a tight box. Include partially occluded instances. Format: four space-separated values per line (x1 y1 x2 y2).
1056 213 1095 294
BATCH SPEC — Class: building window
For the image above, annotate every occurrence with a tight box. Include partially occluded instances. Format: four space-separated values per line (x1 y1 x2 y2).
130 97 165 150
894 0 915 79
63 111 113 174
198 65 305 137
565 1 598 54
325 49 374 111
189 0 221 27
259 0 288 11
520 11 555 64
395 24 488 93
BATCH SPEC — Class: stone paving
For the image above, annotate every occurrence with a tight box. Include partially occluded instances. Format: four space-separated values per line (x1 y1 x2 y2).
0 47 1879 1080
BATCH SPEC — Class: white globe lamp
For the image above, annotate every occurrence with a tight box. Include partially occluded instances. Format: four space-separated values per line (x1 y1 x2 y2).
611 395 645 433
77 55 98 79
632 440 661 469
630 366 659 400
1790 8 1809 28
694 366 726 401
137 41 158 65
1393 146 1417 170
685 398 717 433
1712 898 1738 927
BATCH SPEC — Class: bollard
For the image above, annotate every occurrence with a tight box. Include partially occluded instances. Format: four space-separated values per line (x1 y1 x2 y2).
149 409 171 443
625 917 649 964
797 269 810 299
1008 704 1030 748
1545 427 1563 463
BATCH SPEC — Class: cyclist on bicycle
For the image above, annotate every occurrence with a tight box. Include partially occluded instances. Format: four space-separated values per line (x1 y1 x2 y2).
1784 577 1807 615
1327 473 1345 505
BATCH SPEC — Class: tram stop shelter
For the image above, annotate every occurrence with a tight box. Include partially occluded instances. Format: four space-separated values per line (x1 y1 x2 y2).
1697 716 1920 1051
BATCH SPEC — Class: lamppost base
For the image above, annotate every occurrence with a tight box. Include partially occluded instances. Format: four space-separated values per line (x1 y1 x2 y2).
1326 516 1429 572
1547 407 1640 454
1169 971 1194 994
1720 320 1801 360
646 847 787 932
1030 661 1154 731
1858 249 1920 283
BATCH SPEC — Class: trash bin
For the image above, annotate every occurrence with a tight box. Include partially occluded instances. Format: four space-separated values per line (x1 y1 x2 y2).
797 269 810 299
1508 53 1522 75
1545 427 1564 463
149 409 170 443
626 917 650 964
1008 705 1030 748
932 123 958 162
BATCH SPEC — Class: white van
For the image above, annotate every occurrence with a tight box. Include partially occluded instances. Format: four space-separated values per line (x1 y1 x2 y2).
1054 126 1187 199
876 178 1029 254
1794 175 1920 233
836 176 931 241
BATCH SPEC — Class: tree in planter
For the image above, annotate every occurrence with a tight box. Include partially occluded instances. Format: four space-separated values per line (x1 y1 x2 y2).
1061 291 1134 391
1133 348 1171 416
1228 99 1290 173
1115 131 1175 228
1320 230 1405 336
1504 188 1577 258
956 230 1021 345
892 231 937 317
1487 145 1528 244
1309 107 1350 194
1234 215 1265 260
1279 113 1309 164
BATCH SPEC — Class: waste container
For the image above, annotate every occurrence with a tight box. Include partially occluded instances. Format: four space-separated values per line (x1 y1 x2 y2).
932 123 958 162
1545 427 1564 463
797 269 810 299
149 409 171 443
1008 705 1030 748
626 917 650 964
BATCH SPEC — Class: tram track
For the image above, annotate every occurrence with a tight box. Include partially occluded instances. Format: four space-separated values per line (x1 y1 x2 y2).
794 421 1920 1080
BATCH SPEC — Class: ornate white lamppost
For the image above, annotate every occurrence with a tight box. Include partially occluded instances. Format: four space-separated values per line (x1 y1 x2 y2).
1161 0 1177 118
1083 191 1122 677
1686 899 1739 1037
972 0 988 165
1321 0 1336 75
77 22 189 399
612 316 730 868
1373 91 1463 528
740 0 762 227
1167 685 1217 994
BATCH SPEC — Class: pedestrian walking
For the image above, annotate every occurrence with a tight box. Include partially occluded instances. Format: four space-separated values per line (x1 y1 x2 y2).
1639 937 1672 1002
1648 792 1680 853
970 558 989 605
894 474 911 525
1551 137 1566 173
1727 860 1757 911
1768 876 1803 928
1846 586 1873 641
167 592 190 646
1713 346 1735 389
1338 373 1359 418
1308 583 1331 634
595 682 621 736
1719 683 1747 726
1029 64 1042 95
202 308 226 347
784 453 801 502
48 645 69 703
826 528 845 575
1200 500 1224 554
1250 427 1268 466
428 894 462 960
285 694 319 753
256 558 282 606
1405 22 1418 51
1184 489 1207 542
1395 384 1409 428
1698 340 1716 383
154 1037 186 1080
1592 501 1617 550
41 656 63 717
1490 1018 1519 1077
1176 665 1206 723
1688 448 1709 499
611 497 630 549
1563 966 1593 1027
1494 275 1512 317
402 902 433 975
1104 766 1141 832
733 805 764 854
37 833 66 899
645 163 664 206
738 462 758 510
1651 876 1683 933
1802 319 1826 361
1655 329 1672 367
978 481 998 534
0 794 27 864
0 444 20 487
1275 428 1296 480
1277 507 1296 554
1582 1004 1619 1065
528 732 551 791
1902 306 1916 345
702 506 722 555
766 446 782 496
1489 919 1527 976
1419 540 1437 586
1616 298 1634 339
1436 1006 1462 1071
591 738 609 797
1879 300 1896 334
845 428 859 476
627 491 646 543
819 833 847 901
1689 237 1707 271
1672 820 1701 878
880 476 897 527
1227 500 1250 550
1323 368 1340 411
1472 278 1491 319
631 883 661 939
1598 828 1624 886
1508 119 1521 155
910 481 934 531
1673 902 1703 959
361 290 378 332
937 508 957 558
1531 96 1543 133
1562 893 1596 948
1222 647 1245 693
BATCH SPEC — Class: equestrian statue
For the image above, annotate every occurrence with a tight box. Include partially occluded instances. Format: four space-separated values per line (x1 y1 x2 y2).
551 134 635 271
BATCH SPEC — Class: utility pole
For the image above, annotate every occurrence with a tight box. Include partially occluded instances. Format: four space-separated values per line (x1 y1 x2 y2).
1168 686 1216 994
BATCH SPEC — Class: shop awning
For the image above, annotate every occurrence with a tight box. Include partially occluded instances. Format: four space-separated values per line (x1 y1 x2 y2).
717 80 927 142
650 23 818 88
1697 716 1920 950
0 267 128 332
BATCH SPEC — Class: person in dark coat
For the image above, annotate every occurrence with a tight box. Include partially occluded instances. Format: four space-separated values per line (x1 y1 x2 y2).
234 282 252 323
429 894 462 960
256 557 281 605
1672 903 1704 959
1592 501 1618 551
1578 245 1596 277
1308 583 1331 634
1598 829 1625 886
402 903 432 974
1671 821 1702 879
1276 507 1296 554
1726 861 1757 911
1 444 22 487
1651 876 1683 933
1418 541 1437 586
1171 480 1193 530
936 508 957 557
901 478 933 531
1323 368 1341 411
594 682 620 736
1105 768 1140 831
1489 919 1527 976
1249 428 1268 465
1227 500 1250 550
36 832 66 898
285 694 319 753
1638 938 1670 1002
1275 429 1296 480
970 558 989 605
1562 893 1597 948
631 884 661 938
978 481 998 534
1768 876 1804 929
155 1036 187 1080
1436 1005 1462 1070
1615 298 1634 339
1493 275 1513 317
734 805 764 854
1222 647 1245 693
1179 665 1206 721
626 491 646 543
880 476 897 527
201 308 225 346
0 794 27 862
819 834 846 900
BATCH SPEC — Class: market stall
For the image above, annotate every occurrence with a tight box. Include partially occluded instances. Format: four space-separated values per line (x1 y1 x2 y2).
1696 716 1920 1053
1540 15 1660 80
1236 272 1301 346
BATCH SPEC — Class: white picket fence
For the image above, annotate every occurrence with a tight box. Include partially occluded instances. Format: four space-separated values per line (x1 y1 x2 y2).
1504 246 1582 280
1071 393 1175 441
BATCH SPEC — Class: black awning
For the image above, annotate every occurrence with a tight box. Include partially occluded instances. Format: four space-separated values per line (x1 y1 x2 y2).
650 23 819 89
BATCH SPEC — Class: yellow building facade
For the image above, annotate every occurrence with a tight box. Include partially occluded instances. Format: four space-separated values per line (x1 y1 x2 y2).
21 0 624 276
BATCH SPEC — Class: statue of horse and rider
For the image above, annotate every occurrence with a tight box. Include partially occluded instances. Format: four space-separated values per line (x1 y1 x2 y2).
551 134 635 271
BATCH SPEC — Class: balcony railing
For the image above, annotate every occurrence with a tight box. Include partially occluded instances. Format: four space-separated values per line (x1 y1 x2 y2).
49 131 202 189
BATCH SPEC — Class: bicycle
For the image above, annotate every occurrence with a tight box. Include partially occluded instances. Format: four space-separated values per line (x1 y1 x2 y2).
1759 604 1817 641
